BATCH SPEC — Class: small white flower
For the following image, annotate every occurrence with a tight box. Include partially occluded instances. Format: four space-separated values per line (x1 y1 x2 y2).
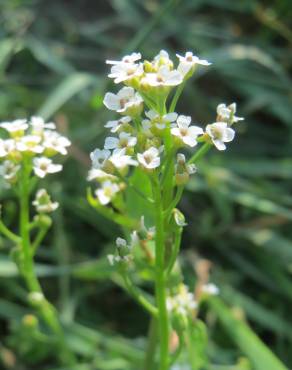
0 160 20 183
108 62 144 84
217 103 243 123
106 52 142 65
90 148 111 169
16 135 44 154
153 50 173 68
201 283 219 296
107 254 122 266
142 65 183 87
206 122 235 151
104 132 137 151
95 180 120 205
109 148 138 169
116 237 128 248
87 168 117 182
171 115 203 147
0 119 28 136
104 116 132 133
167 286 197 316
137 147 160 169
175 153 196 176
32 189 59 213
33 157 62 178
143 110 178 130
30 116 56 132
103 87 143 115
43 131 71 155
0 139 16 158
176 51 211 77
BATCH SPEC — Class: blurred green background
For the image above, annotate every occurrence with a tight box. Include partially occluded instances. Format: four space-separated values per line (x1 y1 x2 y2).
0 0 292 369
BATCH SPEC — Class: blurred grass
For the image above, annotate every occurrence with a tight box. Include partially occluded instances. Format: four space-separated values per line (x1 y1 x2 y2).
0 0 292 368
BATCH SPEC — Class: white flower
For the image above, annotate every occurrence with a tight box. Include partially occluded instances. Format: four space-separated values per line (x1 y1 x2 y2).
171 115 203 147
153 50 173 68
137 147 160 169
109 148 138 169
30 116 56 133
107 254 122 266
176 51 211 77
201 283 219 296
0 139 16 158
167 286 197 316
142 65 183 87
104 132 137 151
175 153 196 179
32 189 59 213
116 237 129 250
217 103 243 123
90 148 111 169
108 62 144 84
103 87 143 115
87 168 117 182
104 116 132 133
106 52 141 65
16 135 44 154
143 110 178 130
95 180 120 205
43 131 71 155
0 160 20 183
206 122 235 151
0 119 28 135
33 157 62 178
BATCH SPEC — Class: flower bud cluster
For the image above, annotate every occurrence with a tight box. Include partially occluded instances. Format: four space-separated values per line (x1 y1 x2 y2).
0 116 70 187
107 237 134 266
167 284 197 318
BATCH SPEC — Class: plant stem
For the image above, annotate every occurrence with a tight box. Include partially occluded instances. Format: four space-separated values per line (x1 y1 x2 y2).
169 81 186 112
188 142 212 165
143 317 158 370
0 220 20 243
122 273 158 317
152 177 169 370
19 163 75 365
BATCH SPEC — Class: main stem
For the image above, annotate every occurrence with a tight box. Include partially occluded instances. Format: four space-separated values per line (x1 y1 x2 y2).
19 163 75 365
153 178 169 370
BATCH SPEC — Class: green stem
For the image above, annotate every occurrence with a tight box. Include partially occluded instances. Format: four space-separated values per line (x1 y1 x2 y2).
122 273 158 317
169 81 186 112
188 142 212 165
143 317 158 370
19 163 75 365
166 227 182 277
152 177 169 370
31 225 49 256
0 219 20 243
163 186 184 217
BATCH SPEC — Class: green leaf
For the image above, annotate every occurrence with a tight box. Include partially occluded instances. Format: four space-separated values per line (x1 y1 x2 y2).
26 37 74 75
187 319 208 370
209 298 288 370
37 73 99 119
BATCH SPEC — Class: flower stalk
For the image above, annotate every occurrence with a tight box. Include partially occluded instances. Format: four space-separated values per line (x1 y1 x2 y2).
87 50 243 369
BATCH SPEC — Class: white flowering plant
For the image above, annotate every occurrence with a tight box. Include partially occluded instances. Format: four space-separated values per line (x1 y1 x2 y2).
0 117 74 365
87 50 243 369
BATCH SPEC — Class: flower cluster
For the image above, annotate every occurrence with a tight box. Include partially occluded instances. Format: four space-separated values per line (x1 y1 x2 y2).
0 117 70 187
88 50 243 207
107 237 134 266
167 285 197 317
